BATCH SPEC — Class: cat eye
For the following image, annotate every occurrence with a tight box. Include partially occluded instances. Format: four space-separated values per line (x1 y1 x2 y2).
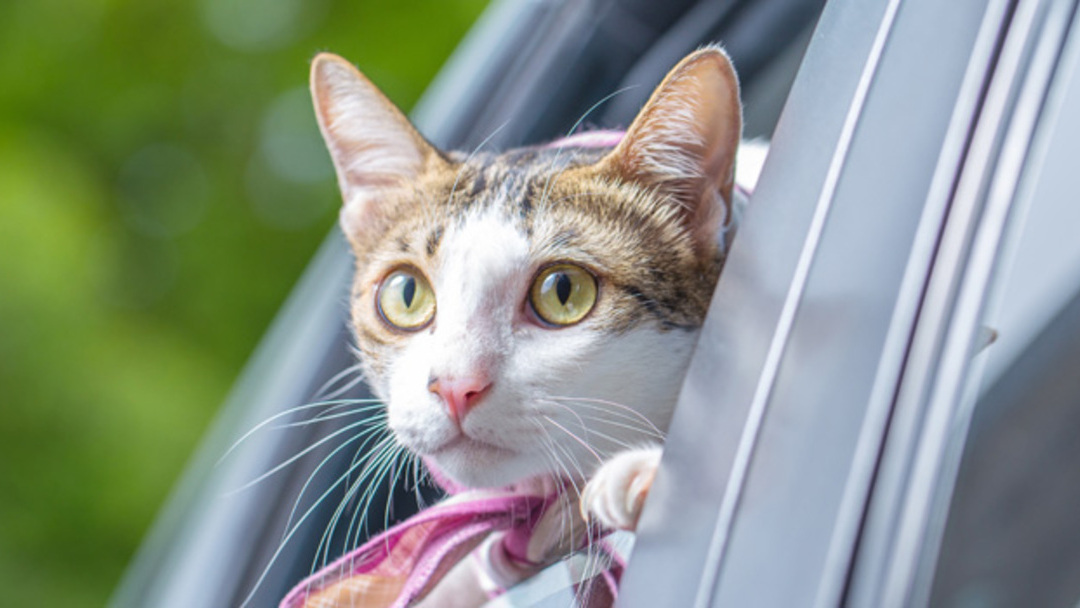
529 263 598 326
377 267 436 330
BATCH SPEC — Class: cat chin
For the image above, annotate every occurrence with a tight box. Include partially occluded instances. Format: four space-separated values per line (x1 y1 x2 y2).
424 438 541 489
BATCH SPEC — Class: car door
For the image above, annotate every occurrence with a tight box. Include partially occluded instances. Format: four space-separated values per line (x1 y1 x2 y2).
619 0 1080 607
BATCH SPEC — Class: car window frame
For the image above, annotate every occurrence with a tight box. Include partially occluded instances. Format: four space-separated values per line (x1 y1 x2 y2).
850 1 1080 605
618 0 1068 606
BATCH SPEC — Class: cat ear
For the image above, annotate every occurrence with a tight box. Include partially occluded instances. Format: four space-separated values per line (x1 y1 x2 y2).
310 53 446 235
601 46 741 256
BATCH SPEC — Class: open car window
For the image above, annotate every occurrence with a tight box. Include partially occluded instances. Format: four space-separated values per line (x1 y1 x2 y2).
853 1 1080 605
112 1 825 606
928 16 1080 599
627 0 1080 606
112 0 1080 606
626 0 1016 604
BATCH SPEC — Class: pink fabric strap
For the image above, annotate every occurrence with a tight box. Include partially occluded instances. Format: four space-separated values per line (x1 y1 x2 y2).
544 129 626 149
279 485 620 608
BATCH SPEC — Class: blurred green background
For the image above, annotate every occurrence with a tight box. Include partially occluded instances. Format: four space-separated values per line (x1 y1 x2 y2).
0 0 486 605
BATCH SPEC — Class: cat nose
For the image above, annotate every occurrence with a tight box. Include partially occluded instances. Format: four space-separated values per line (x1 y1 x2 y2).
428 375 492 425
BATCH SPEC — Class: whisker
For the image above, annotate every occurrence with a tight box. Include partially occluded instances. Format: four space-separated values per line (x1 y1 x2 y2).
539 418 591 488
549 406 664 441
271 403 385 430
349 443 408 558
337 436 404 559
549 395 664 436
314 433 398 569
344 439 405 554
237 438 390 608
447 118 510 203
533 414 623 603
379 445 410 544
569 417 662 448
569 424 637 451
281 416 388 540
544 429 592 572
564 85 638 141
543 415 605 467
313 362 367 401
406 451 430 510
218 398 383 464
529 421 583 565
538 85 639 209
225 417 379 496
537 398 592 441
531 420 577 490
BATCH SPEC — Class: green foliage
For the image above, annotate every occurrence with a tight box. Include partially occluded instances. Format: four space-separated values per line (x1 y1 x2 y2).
0 0 487 605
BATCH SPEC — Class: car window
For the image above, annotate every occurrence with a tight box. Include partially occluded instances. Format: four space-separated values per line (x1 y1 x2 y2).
623 0 1012 605
928 4 1080 605
846 1 1080 606
118 0 1080 605
111 1 827 606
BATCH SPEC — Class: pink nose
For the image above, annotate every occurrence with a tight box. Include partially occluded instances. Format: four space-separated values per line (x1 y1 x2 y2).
428 375 492 425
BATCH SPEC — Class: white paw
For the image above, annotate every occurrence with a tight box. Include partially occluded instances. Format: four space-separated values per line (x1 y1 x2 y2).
581 447 662 531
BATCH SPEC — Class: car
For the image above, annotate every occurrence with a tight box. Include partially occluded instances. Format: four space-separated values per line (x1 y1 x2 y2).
111 0 1080 606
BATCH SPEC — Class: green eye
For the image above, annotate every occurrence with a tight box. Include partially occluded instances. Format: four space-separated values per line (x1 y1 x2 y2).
530 264 598 326
377 268 436 330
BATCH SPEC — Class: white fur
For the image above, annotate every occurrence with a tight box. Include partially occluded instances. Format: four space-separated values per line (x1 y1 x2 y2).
383 208 697 489
581 446 662 530
735 138 769 192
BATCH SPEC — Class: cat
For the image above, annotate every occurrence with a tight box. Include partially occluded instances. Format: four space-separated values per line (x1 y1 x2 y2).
305 44 744 600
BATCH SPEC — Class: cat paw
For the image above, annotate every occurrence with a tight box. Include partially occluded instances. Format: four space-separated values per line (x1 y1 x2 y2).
581 447 662 532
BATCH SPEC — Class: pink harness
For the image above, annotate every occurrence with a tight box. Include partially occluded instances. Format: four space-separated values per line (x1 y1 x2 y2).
279 471 621 608
542 130 626 149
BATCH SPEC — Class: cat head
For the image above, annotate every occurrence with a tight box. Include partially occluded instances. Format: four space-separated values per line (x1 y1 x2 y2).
309 47 741 488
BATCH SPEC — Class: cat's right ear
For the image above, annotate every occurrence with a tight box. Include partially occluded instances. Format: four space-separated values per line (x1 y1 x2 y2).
310 53 445 236
598 47 741 261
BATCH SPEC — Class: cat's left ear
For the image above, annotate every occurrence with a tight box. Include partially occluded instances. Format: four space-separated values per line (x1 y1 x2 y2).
601 46 741 256
310 53 447 236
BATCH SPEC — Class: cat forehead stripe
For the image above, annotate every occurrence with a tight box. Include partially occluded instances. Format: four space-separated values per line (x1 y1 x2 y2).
423 209 531 378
